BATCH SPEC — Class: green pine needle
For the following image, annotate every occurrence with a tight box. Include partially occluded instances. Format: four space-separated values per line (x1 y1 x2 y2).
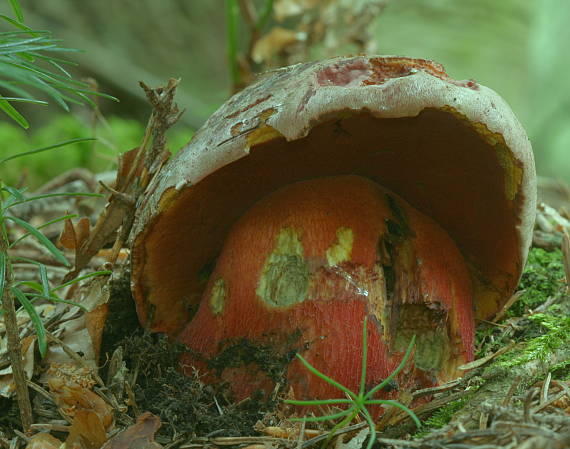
0 4 117 127
284 317 420 449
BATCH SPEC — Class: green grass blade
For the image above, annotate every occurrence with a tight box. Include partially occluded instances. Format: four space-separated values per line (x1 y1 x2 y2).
10 256 43 266
360 407 378 449
0 79 34 99
0 43 59 55
7 192 103 209
9 214 77 248
0 14 33 31
321 408 359 448
226 0 240 88
289 407 355 423
52 270 112 292
0 137 96 164
284 398 353 406
0 97 48 105
1 185 26 202
23 292 87 311
38 264 49 298
256 0 274 30
14 280 42 292
9 0 24 22
0 37 49 50
27 51 78 67
12 287 47 357
5 216 69 266
365 335 416 400
0 97 28 128
294 353 357 400
0 36 44 49
0 252 6 304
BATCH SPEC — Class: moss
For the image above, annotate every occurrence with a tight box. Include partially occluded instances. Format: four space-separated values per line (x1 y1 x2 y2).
477 247 568 367
413 397 469 438
550 359 570 380
509 248 566 317
497 313 570 370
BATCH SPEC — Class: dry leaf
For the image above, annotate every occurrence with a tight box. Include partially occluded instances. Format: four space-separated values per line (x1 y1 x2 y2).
334 428 369 449
59 217 91 250
101 412 163 449
253 27 306 64
43 276 110 368
274 0 322 21
68 148 141 279
25 432 63 449
66 409 108 449
0 335 35 397
47 363 114 430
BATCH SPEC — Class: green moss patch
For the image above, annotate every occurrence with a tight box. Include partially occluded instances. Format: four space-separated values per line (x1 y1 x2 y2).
509 248 566 317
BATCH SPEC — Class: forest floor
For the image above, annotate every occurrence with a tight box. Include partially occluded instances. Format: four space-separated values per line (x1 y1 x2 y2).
1 179 569 449
1 85 569 448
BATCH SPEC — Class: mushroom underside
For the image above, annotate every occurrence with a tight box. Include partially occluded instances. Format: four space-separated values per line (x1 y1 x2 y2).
134 108 525 336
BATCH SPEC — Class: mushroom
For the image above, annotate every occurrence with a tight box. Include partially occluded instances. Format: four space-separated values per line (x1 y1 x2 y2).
131 56 536 409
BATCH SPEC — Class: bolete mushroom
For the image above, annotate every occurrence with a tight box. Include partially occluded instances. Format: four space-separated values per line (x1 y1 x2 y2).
131 56 536 409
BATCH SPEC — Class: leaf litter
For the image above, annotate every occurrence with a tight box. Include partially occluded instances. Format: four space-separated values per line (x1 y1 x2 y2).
1 80 570 449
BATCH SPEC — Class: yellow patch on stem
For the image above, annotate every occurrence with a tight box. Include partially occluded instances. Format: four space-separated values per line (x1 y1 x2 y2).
210 278 226 315
326 227 354 266
256 227 309 307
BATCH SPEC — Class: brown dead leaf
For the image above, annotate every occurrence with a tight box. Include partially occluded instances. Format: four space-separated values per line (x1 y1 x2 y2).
85 303 109 363
66 409 108 449
253 27 305 64
42 273 110 372
60 218 78 249
66 148 140 281
47 363 114 430
25 432 63 449
274 0 322 21
101 412 163 449
0 335 35 397
59 217 91 250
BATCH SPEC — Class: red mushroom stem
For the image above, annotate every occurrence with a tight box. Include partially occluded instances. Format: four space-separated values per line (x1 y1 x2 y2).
178 175 474 409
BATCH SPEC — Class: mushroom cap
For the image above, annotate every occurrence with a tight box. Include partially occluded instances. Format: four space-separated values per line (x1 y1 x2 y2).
131 55 536 336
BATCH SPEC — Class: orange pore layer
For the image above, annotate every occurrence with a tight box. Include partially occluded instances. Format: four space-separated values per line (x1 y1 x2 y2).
178 175 474 407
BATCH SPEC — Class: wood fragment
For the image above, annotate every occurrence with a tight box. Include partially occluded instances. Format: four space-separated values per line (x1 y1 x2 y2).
501 375 522 407
492 291 525 323
1 235 33 433
457 343 515 371
562 228 570 293
540 372 552 405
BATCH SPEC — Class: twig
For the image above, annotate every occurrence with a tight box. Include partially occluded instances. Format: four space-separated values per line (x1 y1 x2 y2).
562 228 570 293
501 375 522 407
29 423 71 432
1 233 33 433
492 291 525 323
26 380 54 403
295 418 306 449
412 379 462 398
301 422 367 448
523 389 536 423
540 372 552 405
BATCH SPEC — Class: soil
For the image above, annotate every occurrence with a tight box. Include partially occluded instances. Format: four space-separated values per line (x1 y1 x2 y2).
99 269 285 442
94 246 570 444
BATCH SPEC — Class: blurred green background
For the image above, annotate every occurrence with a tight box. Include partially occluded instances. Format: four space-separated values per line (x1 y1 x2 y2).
0 0 569 187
